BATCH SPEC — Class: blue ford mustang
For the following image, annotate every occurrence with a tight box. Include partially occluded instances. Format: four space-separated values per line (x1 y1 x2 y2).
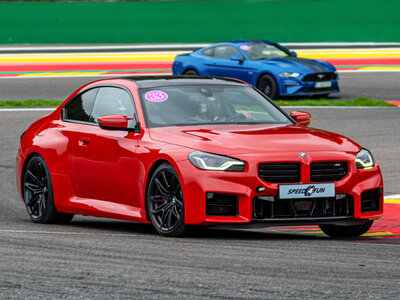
172 40 339 99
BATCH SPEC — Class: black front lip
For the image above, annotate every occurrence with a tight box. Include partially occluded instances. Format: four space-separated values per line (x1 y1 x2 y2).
212 217 371 229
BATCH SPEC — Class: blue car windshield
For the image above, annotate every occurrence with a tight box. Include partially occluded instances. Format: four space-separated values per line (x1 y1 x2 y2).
139 84 292 128
241 43 292 60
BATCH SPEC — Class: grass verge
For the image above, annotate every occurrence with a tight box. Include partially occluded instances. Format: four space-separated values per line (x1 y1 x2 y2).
0 100 62 107
0 97 396 107
275 97 396 107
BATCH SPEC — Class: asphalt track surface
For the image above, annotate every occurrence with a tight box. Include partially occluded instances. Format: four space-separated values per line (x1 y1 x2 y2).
1 72 400 101
0 108 399 299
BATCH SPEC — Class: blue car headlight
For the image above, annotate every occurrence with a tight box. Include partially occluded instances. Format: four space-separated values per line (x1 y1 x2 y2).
188 151 245 171
279 72 300 78
355 149 375 169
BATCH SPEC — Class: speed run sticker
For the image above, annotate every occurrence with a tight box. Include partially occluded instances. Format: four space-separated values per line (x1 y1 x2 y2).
240 45 250 51
145 91 168 102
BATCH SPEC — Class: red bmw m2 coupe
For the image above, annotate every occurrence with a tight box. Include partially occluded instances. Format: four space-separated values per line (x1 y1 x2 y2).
16 76 383 237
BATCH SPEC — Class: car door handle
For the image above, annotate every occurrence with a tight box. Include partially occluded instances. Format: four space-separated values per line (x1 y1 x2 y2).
78 138 90 146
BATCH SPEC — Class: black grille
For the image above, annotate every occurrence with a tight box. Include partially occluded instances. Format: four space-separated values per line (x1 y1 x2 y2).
361 188 382 212
253 195 354 219
310 162 348 182
302 72 337 82
258 163 300 183
298 87 335 93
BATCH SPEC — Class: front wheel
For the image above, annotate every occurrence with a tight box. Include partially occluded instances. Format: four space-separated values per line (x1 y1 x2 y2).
319 220 374 238
23 155 74 224
257 74 278 99
147 163 186 237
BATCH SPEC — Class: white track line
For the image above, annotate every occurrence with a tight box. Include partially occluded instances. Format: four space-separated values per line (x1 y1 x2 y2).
385 195 400 199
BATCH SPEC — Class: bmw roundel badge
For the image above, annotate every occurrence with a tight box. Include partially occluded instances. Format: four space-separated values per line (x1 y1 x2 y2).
298 152 307 158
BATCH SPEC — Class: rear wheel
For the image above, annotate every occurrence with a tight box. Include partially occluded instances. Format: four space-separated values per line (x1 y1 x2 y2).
183 69 199 76
257 74 278 99
319 220 373 238
23 155 74 224
147 163 186 237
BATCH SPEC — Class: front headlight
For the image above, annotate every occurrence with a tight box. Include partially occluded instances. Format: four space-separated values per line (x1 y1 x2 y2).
188 151 245 171
355 149 375 169
279 72 300 78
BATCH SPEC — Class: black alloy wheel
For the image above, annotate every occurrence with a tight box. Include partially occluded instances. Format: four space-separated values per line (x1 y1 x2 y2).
183 69 199 75
257 74 278 99
147 163 186 236
23 155 73 223
319 220 374 238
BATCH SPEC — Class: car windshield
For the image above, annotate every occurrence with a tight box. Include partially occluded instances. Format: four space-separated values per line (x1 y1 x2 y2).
139 84 292 127
240 43 292 60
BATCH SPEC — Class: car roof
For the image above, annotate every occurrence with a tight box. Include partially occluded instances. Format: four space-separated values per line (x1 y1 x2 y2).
120 75 248 88
205 40 277 47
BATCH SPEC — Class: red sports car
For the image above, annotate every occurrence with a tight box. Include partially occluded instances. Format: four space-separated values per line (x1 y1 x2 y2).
16 76 383 237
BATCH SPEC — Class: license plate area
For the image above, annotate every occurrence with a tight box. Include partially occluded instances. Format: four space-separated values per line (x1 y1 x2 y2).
279 183 335 199
315 81 332 88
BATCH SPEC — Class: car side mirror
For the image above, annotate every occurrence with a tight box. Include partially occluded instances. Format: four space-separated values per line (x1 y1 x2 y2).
291 51 297 57
290 111 311 126
98 114 134 131
230 54 243 62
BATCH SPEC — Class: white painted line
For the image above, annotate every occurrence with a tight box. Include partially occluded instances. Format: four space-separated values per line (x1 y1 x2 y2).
0 108 56 112
0 229 137 236
385 195 400 199
339 70 400 73
0 44 209 51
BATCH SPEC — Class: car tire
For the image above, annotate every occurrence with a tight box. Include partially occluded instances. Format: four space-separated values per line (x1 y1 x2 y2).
257 74 278 99
319 220 374 238
147 163 187 237
183 69 199 76
23 155 74 224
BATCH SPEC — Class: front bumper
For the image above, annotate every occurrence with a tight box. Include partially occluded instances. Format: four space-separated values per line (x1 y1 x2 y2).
178 151 383 226
279 77 340 96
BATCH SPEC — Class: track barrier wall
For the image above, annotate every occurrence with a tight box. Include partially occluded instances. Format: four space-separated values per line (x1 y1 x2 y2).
0 0 399 44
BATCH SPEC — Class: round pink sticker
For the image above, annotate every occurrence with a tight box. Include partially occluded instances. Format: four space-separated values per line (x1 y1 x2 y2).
145 91 168 102
240 45 250 51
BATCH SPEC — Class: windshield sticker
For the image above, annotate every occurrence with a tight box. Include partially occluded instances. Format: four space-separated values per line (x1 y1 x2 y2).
240 45 250 51
145 91 168 102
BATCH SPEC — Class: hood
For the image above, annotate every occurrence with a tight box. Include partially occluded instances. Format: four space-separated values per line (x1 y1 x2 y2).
148 124 360 156
258 57 334 73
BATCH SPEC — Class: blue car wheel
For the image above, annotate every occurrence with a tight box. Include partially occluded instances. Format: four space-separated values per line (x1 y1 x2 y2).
183 69 199 75
257 74 278 99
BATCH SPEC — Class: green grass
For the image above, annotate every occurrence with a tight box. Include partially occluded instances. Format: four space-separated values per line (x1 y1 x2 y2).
275 97 396 107
0 100 63 107
0 97 396 107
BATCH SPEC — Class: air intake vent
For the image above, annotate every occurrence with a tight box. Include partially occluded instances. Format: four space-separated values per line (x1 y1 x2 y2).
258 163 300 183
206 193 238 216
310 162 347 182
361 188 382 212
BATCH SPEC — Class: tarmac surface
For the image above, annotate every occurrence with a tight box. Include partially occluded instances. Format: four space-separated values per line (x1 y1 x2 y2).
1 72 400 101
0 108 399 299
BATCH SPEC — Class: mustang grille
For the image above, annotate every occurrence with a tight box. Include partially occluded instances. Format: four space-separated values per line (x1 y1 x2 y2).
310 162 348 182
302 72 337 82
258 163 300 183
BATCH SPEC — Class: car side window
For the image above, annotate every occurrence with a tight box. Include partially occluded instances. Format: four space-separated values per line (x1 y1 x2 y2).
63 88 98 122
215 46 243 60
90 87 135 123
202 47 215 57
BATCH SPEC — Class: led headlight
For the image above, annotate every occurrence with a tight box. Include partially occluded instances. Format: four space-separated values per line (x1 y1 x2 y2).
279 72 300 78
355 149 375 169
188 151 245 171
